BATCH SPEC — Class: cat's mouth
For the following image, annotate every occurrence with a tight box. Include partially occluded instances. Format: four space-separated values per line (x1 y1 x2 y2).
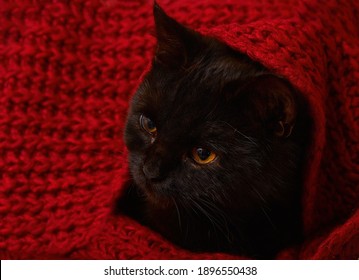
140 172 175 204
145 180 169 196
141 182 175 208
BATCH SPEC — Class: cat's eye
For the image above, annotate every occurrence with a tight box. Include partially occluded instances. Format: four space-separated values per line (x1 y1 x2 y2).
192 147 217 165
140 115 157 135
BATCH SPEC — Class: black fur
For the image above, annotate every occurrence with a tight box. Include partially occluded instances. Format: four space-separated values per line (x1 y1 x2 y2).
121 4 310 258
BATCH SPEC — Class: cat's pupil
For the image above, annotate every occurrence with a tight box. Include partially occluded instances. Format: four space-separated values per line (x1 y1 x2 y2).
140 115 157 134
147 119 155 130
197 148 211 160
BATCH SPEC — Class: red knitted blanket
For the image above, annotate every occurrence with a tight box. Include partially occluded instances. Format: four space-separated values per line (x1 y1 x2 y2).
0 0 358 259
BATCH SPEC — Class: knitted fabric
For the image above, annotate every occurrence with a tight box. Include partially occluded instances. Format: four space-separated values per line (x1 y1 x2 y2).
0 0 358 259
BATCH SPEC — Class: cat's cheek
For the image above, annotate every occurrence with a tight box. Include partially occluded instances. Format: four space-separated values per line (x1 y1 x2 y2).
127 153 146 188
124 124 151 153
124 125 141 151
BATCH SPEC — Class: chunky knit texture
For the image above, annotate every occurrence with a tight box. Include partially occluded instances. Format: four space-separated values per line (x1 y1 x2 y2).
0 0 358 259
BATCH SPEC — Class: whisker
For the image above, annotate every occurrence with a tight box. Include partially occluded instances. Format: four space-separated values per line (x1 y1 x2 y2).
251 186 278 231
172 197 183 234
260 206 277 231
218 120 258 146
195 196 234 244
190 197 234 245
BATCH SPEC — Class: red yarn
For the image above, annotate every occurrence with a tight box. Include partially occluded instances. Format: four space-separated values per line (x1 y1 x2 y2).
0 0 358 259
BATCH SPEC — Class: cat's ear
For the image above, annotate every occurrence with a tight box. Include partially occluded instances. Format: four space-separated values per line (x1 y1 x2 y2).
153 2 200 67
252 75 297 137
234 75 297 138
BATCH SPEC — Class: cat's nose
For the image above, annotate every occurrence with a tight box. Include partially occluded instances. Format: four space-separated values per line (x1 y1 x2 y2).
142 161 163 181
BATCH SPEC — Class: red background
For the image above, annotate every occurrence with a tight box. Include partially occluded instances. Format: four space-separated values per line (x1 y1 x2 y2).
0 0 358 259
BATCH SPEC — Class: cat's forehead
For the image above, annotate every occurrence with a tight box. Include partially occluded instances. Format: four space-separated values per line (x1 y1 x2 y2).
149 43 263 96
141 69 222 116
137 73 239 136
145 61 229 103
134 41 265 133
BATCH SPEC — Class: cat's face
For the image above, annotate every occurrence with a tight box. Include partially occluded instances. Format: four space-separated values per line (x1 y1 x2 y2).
124 4 299 214
125 65 260 208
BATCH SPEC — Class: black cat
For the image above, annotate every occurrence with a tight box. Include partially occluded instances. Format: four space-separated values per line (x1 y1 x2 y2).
121 3 310 258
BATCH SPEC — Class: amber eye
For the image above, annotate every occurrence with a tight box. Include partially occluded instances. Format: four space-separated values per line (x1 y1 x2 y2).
140 115 157 134
192 147 217 164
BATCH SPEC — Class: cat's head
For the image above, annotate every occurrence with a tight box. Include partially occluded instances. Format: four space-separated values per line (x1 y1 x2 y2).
124 4 304 214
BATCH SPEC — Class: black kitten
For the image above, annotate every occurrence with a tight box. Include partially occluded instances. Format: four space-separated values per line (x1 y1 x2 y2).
122 4 310 258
